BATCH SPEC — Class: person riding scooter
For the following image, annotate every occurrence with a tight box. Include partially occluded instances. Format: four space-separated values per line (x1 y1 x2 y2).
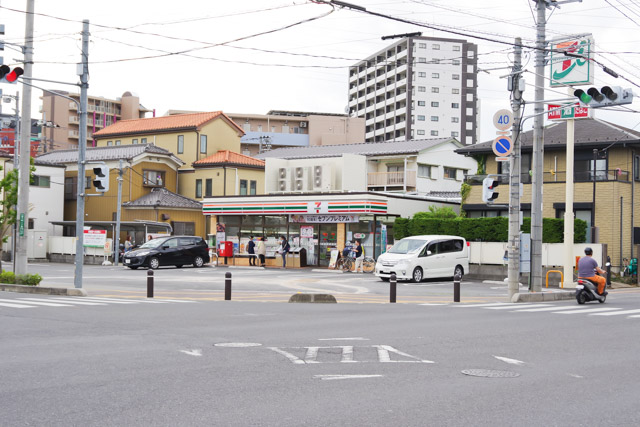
578 247 607 296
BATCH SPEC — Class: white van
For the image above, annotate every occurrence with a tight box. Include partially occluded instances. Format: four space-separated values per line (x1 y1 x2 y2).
375 235 469 282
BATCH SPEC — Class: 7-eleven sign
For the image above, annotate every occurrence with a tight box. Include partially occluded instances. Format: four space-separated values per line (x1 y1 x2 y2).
308 202 328 214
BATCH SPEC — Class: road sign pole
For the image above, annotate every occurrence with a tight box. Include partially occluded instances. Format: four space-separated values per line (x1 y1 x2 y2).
563 88 576 288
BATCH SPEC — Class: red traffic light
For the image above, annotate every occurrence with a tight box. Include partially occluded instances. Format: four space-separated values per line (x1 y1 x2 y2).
0 65 24 83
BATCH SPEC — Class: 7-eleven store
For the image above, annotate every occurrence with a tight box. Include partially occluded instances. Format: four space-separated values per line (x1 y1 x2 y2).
202 192 454 267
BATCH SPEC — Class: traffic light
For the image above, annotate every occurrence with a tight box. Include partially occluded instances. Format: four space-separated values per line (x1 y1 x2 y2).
0 65 24 83
574 86 633 108
92 165 109 192
482 177 499 203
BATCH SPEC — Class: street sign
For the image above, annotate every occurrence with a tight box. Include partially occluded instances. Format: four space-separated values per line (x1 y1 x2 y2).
548 103 590 120
549 35 594 87
492 136 513 157
492 109 513 131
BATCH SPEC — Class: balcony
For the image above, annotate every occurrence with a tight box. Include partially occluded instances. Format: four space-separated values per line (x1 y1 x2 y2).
367 171 416 189
464 169 631 186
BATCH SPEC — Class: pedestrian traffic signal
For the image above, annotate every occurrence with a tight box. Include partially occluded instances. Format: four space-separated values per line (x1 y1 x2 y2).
0 65 24 83
574 86 633 108
92 165 109 192
482 177 499 203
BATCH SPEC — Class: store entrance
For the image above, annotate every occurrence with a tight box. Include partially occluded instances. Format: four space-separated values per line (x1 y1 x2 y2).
318 224 338 267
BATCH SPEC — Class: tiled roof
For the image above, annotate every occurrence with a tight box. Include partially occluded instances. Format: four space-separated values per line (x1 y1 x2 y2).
255 138 456 160
36 144 183 165
456 118 640 154
193 150 265 168
93 111 244 137
123 187 202 209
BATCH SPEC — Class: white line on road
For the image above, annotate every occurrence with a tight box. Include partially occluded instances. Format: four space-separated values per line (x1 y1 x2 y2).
512 306 584 312
485 304 551 310
10 298 74 307
419 303 449 306
180 349 202 357
0 301 36 308
453 303 520 308
81 297 168 304
553 307 622 314
313 375 383 381
494 355 526 365
47 298 108 306
590 309 640 316
318 337 370 341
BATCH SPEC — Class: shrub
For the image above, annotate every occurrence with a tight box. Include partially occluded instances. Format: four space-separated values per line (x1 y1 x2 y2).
14 273 42 286
0 270 15 284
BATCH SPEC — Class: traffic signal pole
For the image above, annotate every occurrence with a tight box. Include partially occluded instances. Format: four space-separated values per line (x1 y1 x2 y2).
507 38 523 300
15 0 34 276
73 20 90 289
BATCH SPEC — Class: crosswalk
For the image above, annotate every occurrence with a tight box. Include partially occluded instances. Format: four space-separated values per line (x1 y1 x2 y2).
0 296 197 309
448 302 640 319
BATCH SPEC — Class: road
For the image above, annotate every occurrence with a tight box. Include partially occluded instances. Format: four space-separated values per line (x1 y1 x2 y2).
2 289 640 426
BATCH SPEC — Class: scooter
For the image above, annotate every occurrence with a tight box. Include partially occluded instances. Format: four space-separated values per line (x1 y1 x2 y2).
575 261 610 304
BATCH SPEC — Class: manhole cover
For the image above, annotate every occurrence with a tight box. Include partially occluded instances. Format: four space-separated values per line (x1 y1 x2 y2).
214 342 262 348
461 369 520 378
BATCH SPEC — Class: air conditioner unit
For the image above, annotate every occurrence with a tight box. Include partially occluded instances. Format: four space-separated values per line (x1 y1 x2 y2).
294 167 311 191
278 167 288 180
312 165 333 191
278 167 291 192
300 121 307 128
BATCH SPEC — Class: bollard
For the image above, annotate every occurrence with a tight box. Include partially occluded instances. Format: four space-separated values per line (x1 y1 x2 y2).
390 273 397 303
147 270 154 298
225 271 232 301
606 256 611 288
453 272 461 303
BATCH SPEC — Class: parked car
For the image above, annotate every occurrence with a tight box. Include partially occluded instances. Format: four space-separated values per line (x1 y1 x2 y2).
375 235 469 282
123 236 210 269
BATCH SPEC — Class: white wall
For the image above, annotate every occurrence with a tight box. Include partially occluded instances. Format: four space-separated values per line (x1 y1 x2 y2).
415 142 477 194
468 242 604 268
387 196 460 218
341 154 367 191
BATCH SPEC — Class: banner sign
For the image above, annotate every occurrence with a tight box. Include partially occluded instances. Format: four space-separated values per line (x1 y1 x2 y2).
300 225 314 238
83 229 107 248
290 214 359 223
549 35 594 87
547 103 590 120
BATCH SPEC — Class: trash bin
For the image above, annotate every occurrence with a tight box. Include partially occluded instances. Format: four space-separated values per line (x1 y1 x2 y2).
286 251 295 268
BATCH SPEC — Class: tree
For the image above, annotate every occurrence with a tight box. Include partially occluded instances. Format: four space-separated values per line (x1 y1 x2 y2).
413 206 459 220
0 158 35 271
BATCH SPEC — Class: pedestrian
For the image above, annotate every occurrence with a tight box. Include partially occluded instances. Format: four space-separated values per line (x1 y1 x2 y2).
256 237 266 267
278 235 290 268
247 235 256 266
354 239 364 273
124 236 133 253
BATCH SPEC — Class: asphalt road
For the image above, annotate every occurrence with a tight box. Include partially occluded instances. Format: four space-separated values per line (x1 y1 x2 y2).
2 289 640 426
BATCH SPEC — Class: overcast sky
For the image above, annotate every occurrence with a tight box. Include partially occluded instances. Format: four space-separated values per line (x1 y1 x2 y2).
1 0 639 142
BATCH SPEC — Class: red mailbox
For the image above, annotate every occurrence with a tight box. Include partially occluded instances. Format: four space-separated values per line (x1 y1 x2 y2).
218 241 233 257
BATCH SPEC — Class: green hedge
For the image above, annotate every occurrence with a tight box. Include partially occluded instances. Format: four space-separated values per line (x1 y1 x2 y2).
394 216 587 243
0 270 42 286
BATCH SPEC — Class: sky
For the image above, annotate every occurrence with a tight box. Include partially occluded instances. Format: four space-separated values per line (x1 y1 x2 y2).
1 0 640 142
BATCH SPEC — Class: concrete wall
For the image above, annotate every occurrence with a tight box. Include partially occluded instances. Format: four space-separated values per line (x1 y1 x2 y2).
387 196 460 218
468 241 604 267
307 115 365 146
415 143 477 193
181 167 265 200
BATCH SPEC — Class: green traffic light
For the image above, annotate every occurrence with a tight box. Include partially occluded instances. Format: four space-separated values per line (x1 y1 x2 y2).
574 89 592 104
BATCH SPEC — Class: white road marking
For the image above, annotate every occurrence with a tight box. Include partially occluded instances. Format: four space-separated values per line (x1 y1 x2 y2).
47 298 108 306
494 356 526 365
513 306 584 312
314 375 383 381
553 307 621 315
419 303 449 306
214 342 262 347
453 303 520 308
0 301 36 308
627 314 640 318
486 304 551 310
180 349 202 357
267 347 305 364
77 298 140 304
590 309 640 316
569 374 584 378
318 337 370 341
10 298 74 307
373 345 435 363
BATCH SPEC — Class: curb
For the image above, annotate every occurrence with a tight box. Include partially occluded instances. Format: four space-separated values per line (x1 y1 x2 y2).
511 290 575 303
0 284 88 296
311 269 344 274
288 293 337 303
227 266 266 270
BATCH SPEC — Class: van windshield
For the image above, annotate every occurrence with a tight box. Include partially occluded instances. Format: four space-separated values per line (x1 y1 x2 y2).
388 239 427 254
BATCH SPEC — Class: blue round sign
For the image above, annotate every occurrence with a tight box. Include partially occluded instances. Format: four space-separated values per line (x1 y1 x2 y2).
492 136 513 157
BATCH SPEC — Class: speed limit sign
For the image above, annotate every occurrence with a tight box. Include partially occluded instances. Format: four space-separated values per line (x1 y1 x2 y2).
493 109 513 131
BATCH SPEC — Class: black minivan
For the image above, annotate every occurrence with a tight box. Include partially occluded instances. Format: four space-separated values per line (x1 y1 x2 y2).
123 236 210 269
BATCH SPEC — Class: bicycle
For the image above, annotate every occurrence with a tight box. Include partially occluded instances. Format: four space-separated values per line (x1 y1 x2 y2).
336 256 375 273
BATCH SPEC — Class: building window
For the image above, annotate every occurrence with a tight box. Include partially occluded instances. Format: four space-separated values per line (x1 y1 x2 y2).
417 115 426 121
452 74 460 80
258 125 263 132
418 57 426 63
467 79 474 87
432 73 439 79
431 87 439 93
132 139 138 144
177 135 184 154
240 179 248 195
30 175 50 188
431 101 439 107
453 59 461 65
453 45 461 51
432 58 440 64
115 140 121 145
205 179 212 197
418 101 426 106
64 177 77 200
452 117 460 123
418 164 431 178
418 43 426 48
143 170 165 187
431 116 439 122
467 51 475 59
452 103 460 109
141 138 147 144
418 86 426 92
452 88 460 94
444 167 457 179
417 130 425 136
451 131 459 138
200 134 207 153
195 179 202 198
107 141 113 146
432 44 440 50
250 180 257 195
418 72 426 77
271 126 276 132
173 221 195 236
28 218 34 230
431 130 439 136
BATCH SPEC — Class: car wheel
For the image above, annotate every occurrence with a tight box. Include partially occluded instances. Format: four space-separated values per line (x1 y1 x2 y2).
380 277 390 282
454 265 464 279
128 266 138 270
176 265 183 269
148 257 160 270
411 267 423 283
193 256 204 268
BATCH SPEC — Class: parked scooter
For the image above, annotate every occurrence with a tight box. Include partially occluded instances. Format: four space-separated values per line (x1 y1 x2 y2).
575 261 611 304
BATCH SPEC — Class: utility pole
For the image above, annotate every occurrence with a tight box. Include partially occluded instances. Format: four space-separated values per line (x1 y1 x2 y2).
114 159 123 266
508 38 523 300
530 0 547 292
15 0 34 276
563 87 575 288
73 20 90 289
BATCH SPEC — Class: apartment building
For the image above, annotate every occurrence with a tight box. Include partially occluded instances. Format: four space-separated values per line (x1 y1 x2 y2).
348 36 478 144
41 91 152 151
